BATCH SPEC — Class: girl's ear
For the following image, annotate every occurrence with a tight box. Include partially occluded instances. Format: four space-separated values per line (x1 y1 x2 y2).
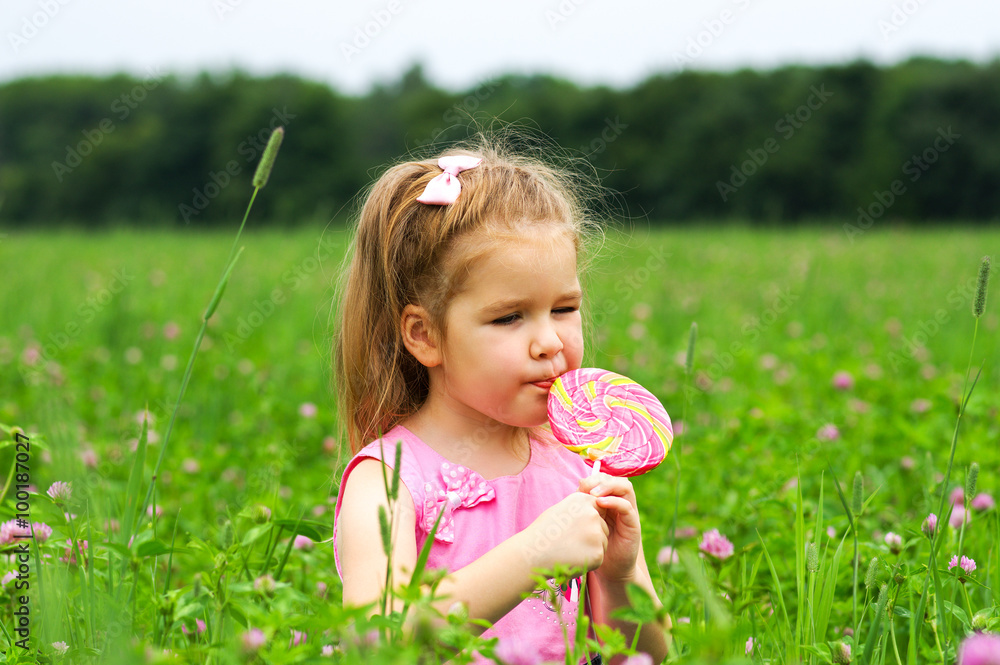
400 304 442 368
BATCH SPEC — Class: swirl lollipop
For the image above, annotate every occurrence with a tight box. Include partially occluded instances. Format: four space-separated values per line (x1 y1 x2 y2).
547 368 672 477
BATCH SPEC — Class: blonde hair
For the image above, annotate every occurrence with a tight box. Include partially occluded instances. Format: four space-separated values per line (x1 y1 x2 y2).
333 134 600 454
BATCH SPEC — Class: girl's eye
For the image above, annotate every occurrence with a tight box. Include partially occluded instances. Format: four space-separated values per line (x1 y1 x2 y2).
492 314 519 326
553 307 578 315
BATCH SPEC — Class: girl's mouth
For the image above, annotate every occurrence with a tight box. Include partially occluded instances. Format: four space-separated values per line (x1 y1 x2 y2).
531 379 554 390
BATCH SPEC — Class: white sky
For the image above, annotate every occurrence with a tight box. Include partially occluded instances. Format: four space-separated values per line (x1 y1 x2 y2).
2 0 999 92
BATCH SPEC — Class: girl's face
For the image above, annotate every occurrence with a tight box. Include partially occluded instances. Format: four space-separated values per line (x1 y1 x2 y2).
434 227 584 429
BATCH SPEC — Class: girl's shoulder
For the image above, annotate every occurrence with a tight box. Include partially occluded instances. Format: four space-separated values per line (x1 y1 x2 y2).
338 425 442 494
333 425 431 579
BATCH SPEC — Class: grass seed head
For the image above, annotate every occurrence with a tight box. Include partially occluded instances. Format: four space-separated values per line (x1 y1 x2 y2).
974 255 991 318
851 471 863 517
864 556 880 590
252 127 285 189
378 505 391 556
966 462 979 503
685 322 698 375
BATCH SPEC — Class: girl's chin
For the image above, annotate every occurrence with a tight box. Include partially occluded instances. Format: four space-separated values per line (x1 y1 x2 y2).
482 410 548 430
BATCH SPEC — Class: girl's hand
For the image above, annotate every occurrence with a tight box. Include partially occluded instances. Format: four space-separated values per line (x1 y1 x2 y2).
578 472 642 583
522 491 609 574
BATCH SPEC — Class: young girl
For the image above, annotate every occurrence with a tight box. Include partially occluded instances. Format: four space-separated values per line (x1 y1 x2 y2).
332 138 668 664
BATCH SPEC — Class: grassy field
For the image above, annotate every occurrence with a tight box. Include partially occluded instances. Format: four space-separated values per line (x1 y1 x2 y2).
1 224 998 664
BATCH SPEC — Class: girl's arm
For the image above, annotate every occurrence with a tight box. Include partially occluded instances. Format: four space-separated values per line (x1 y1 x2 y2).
588 545 671 664
579 473 670 664
338 458 610 633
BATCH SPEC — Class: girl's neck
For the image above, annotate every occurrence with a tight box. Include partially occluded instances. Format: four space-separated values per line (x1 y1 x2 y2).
401 395 531 479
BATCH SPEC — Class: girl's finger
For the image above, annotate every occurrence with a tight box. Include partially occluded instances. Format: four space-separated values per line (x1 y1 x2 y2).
596 495 638 524
589 477 634 499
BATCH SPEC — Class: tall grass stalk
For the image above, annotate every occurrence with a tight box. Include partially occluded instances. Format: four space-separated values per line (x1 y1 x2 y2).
668 322 697 579
852 470 864 631
103 127 283 658
133 127 284 536
911 255 990 657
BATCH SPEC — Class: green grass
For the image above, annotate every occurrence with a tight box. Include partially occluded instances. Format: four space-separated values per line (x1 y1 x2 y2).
0 224 998 663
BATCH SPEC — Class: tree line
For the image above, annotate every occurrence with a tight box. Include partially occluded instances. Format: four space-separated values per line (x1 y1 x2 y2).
1 58 998 227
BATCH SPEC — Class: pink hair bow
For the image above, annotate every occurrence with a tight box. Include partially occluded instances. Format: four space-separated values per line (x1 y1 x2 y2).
416 155 482 205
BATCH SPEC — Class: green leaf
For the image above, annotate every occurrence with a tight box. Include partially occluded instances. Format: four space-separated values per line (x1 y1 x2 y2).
104 542 132 559
203 247 245 320
240 524 271 548
224 602 248 628
136 540 187 558
271 518 327 542
942 600 970 630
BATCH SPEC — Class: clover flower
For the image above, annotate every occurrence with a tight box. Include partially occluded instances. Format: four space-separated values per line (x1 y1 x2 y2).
817 424 840 441
46 481 72 503
832 371 854 390
833 641 852 664
950 505 968 529
241 628 266 653
957 632 1000 665
181 619 206 637
949 555 977 575
699 529 734 561
921 513 937 538
972 493 995 511
253 574 276 596
59 539 88 566
656 546 679 566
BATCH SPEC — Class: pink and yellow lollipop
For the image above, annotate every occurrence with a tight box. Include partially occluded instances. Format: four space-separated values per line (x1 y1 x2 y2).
547 368 672 477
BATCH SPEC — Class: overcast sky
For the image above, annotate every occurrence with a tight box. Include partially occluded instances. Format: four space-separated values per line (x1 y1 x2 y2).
3 0 1000 92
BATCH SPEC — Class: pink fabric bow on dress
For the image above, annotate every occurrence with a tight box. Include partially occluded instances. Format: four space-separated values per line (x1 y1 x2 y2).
423 461 495 543
416 155 483 205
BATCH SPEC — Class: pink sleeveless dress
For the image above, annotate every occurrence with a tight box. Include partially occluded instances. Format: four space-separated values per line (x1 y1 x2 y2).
333 425 597 664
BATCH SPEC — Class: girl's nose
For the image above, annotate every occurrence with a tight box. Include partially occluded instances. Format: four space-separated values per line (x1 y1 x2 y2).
530 322 564 360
